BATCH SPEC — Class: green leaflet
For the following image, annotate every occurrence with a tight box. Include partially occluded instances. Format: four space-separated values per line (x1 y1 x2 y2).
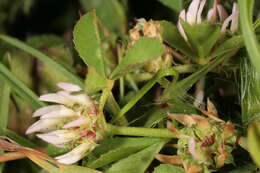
2 128 37 148
180 20 221 59
153 164 185 173
86 137 163 169
158 20 194 58
0 73 9 173
142 99 197 128
31 158 102 173
46 144 70 157
247 121 260 168
80 0 126 34
209 35 244 58
0 80 10 129
73 11 106 78
0 62 45 109
110 37 164 79
0 35 84 88
156 0 183 12
85 66 107 93
226 163 257 173
105 140 166 173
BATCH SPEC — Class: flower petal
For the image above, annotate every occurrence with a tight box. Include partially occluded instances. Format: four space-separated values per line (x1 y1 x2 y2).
57 82 82 92
58 91 93 106
36 130 77 146
168 113 196 127
188 137 206 161
197 107 224 123
222 121 235 140
39 93 70 105
207 0 218 23
230 3 239 34
26 118 62 134
167 121 188 138
177 10 188 41
33 105 62 117
55 143 95 164
191 114 211 129
63 117 92 129
221 5 239 35
196 0 206 24
155 154 182 165
187 0 200 25
184 164 203 173
217 4 228 22
40 106 77 119
207 98 218 117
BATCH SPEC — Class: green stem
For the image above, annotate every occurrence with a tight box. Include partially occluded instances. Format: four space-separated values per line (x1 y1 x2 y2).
174 64 198 73
128 65 197 83
119 77 124 100
129 73 153 83
107 124 175 138
110 68 179 123
98 80 114 131
107 92 121 116
107 92 128 125
126 74 139 92
117 43 125 100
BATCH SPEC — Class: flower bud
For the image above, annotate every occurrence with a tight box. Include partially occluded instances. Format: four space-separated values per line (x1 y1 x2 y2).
156 100 238 172
128 19 172 73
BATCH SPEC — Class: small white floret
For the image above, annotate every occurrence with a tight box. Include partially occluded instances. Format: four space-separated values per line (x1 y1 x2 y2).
57 82 82 92
55 143 94 164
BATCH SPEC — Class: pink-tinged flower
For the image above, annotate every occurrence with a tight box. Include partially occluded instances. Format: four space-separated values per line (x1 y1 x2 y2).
207 0 218 23
217 4 228 22
177 10 188 41
230 3 239 34
26 82 102 164
55 142 96 164
177 0 239 41
186 0 201 25
196 0 206 24
177 0 206 26
177 0 206 40
221 3 239 35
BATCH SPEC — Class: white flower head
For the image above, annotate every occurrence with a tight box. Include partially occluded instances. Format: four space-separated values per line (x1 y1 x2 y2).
26 82 101 164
